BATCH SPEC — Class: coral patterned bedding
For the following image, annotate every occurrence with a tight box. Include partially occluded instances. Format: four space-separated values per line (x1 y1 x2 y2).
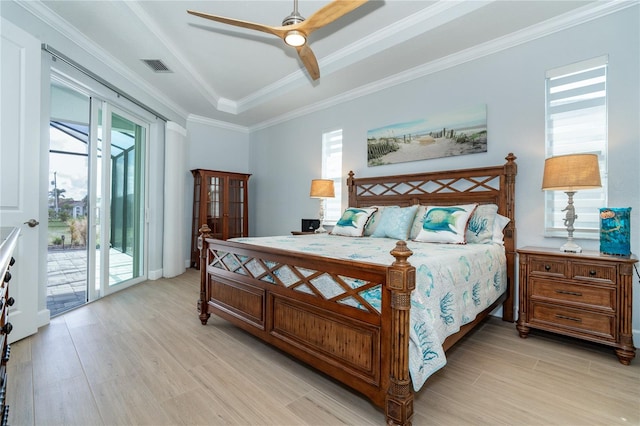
230 234 507 390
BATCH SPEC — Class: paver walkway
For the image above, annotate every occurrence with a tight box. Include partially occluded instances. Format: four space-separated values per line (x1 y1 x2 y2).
47 248 133 317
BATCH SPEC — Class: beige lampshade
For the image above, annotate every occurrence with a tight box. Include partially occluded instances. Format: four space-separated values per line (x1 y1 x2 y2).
309 179 335 198
542 153 602 191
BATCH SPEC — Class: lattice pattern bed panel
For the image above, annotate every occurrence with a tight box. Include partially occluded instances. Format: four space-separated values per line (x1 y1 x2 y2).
207 247 384 315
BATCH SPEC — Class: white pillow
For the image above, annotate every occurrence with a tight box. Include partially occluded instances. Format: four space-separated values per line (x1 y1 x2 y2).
331 207 378 237
492 213 510 245
414 204 477 244
466 204 499 244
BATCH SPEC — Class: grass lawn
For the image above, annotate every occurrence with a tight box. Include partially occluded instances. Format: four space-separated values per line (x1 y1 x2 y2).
48 219 72 246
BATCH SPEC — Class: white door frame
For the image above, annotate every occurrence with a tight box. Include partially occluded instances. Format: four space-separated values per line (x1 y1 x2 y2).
99 104 149 297
48 78 150 304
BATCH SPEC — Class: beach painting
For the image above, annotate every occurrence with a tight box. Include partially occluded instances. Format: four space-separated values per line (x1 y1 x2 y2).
367 104 488 167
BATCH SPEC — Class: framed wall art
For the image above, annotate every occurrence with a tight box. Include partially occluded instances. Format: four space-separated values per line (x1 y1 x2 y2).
367 104 487 167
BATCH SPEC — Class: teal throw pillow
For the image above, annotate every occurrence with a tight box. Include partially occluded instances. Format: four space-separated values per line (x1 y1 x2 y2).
371 205 419 240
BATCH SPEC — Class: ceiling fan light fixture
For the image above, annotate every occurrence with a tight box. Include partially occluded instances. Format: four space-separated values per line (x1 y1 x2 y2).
284 30 306 47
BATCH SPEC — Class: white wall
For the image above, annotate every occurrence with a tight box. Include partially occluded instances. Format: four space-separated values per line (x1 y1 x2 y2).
249 8 640 337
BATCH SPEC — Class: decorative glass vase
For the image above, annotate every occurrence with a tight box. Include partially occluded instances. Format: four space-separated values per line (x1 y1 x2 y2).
599 207 631 256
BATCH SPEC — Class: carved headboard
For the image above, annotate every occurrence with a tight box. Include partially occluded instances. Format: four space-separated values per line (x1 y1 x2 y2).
346 153 518 320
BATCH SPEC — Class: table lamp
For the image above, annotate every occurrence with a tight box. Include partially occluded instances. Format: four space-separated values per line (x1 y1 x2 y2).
309 179 335 233
542 153 601 253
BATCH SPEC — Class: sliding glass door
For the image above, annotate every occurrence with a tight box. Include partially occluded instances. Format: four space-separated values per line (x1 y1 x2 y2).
47 79 148 315
92 103 147 298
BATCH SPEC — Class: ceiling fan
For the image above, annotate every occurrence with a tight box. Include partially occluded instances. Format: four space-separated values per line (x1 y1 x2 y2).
187 0 368 81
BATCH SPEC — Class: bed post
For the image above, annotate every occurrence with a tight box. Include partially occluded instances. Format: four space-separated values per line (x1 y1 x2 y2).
502 153 517 322
197 224 212 325
385 241 415 426
347 170 356 206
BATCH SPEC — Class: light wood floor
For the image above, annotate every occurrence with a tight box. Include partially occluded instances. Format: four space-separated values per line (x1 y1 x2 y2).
8 268 640 425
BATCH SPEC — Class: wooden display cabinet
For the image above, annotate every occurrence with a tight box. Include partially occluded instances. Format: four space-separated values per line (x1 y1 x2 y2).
190 169 251 269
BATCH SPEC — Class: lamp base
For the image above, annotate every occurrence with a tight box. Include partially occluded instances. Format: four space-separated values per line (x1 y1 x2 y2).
561 239 582 253
315 226 328 234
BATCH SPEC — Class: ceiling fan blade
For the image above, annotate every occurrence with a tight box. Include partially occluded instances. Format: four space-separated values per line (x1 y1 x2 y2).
296 45 320 81
187 10 287 39
298 0 368 35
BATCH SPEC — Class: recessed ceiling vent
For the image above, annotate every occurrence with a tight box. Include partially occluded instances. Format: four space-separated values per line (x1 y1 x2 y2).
142 59 172 73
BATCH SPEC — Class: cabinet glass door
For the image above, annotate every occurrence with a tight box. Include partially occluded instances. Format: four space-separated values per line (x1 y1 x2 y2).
206 176 223 239
227 177 246 238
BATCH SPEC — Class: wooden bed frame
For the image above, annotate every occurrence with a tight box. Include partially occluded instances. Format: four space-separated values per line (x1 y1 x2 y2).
197 153 517 425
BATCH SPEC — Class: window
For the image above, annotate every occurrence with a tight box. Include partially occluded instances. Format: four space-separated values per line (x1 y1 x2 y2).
322 129 343 223
545 56 608 238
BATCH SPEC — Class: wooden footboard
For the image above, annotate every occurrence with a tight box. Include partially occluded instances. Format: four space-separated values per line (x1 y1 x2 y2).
198 230 415 424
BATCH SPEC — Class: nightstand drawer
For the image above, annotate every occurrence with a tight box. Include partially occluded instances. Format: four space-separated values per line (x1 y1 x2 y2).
529 256 566 277
530 302 615 340
572 261 617 284
530 279 615 311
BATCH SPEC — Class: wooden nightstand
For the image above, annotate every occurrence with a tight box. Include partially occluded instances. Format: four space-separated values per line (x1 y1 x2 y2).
291 231 316 235
517 246 638 365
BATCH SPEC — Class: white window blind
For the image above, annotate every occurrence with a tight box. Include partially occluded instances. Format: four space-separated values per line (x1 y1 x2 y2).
545 56 608 238
322 129 343 223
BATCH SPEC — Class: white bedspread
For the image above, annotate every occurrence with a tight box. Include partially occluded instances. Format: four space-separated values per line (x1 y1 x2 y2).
230 234 507 390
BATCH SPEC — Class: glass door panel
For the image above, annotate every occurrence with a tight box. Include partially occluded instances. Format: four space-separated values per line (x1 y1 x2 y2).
104 109 146 292
47 82 91 316
207 176 223 239
228 177 245 238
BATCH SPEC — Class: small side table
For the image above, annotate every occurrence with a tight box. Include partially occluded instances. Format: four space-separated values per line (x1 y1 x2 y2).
291 231 316 235
516 246 638 365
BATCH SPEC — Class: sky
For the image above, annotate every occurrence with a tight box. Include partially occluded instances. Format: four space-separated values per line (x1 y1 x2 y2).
367 104 487 140
49 127 88 201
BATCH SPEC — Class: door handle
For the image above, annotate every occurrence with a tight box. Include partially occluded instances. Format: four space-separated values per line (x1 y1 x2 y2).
24 219 40 228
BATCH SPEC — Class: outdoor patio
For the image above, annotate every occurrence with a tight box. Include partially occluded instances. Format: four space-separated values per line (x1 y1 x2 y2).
47 248 134 317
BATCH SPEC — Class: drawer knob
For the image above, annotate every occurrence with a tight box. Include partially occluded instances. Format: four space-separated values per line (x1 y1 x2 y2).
9 257 15 267
589 270 597 276
544 265 551 271
2 272 9 283
6 298 14 307
1 323 12 335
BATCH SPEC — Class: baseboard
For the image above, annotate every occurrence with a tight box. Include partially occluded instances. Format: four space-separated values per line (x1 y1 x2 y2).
37 308 51 328
148 269 163 280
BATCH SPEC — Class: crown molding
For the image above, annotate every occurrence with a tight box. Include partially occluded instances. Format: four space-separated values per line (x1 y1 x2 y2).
249 0 635 131
237 1 494 113
15 0 635 132
187 114 250 133
16 0 190 121
166 121 188 137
